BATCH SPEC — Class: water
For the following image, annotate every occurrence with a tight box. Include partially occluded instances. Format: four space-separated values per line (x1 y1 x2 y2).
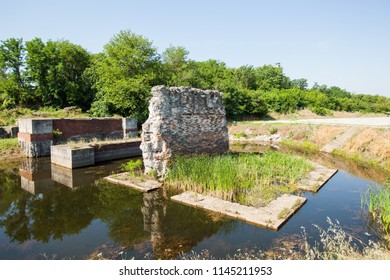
0 150 386 259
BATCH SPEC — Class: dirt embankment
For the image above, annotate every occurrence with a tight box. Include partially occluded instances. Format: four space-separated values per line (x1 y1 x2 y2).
229 122 390 171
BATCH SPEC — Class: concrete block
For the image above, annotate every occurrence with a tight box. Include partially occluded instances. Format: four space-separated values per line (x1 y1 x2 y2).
123 118 138 138
51 145 95 169
19 140 53 157
18 118 53 134
94 146 142 162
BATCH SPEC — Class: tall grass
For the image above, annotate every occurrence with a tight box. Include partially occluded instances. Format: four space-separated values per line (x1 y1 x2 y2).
166 151 312 206
366 183 390 234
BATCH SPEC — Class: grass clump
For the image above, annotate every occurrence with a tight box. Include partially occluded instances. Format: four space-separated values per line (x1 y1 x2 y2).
233 132 247 138
166 150 312 206
365 183 390 234
277 207 291 219
280 139 318 154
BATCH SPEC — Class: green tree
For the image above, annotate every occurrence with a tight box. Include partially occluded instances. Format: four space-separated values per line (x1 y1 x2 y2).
162 45 189 86
0 38 28 107
255 65 291 91
89 30 162 122
291 78 308 90
25 39 93 108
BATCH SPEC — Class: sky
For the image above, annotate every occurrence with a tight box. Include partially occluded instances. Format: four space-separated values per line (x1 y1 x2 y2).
1 0 390 97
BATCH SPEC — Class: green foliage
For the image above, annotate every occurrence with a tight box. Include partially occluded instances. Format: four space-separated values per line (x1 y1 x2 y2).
0 138 19 156
89 30 162 123
268 127 278 134
25 39 93 109
281 139 319 154
1 31 390 122
121 159 143 176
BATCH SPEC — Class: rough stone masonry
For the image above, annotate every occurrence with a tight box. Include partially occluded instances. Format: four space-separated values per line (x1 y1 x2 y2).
140 85 229 177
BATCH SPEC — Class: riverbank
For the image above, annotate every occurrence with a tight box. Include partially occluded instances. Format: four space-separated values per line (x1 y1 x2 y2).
229 120 390 174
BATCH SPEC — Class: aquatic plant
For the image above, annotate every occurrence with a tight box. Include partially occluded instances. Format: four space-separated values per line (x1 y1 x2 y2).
166 151 312 206
365 183 390 234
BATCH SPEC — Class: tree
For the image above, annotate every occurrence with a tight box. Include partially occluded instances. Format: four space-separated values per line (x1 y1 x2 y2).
25 39 93 108
0 38 28 107
291 78 308 90
162 45 189 86
89 30 162 122
235 65 257 90
255 65 291 91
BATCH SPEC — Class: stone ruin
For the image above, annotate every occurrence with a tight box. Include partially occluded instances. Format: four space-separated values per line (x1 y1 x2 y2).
140 85 229 177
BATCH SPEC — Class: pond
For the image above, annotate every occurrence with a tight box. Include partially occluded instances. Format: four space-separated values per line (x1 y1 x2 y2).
0 147 386 260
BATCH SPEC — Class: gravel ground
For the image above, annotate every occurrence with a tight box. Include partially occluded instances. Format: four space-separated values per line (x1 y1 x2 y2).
260 117 390 127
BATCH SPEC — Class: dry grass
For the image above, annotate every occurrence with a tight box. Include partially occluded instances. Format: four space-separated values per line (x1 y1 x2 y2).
342 128 390 165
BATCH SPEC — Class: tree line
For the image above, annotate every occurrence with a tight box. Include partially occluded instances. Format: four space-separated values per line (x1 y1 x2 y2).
1 30 389 123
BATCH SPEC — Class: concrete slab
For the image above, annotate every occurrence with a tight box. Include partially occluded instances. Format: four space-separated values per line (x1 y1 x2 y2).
171 192 306 230
297 162 338 192
104 172 161 192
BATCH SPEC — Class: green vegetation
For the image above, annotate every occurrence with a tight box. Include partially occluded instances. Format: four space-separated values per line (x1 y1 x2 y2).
365 183 390 234
1 30 389 124
121 159 143 176
280 139 319 154
268 127 278 135
166 151 312 206
0 138 20 156
332 149 385 169
233 132 247 138
0 106 88 126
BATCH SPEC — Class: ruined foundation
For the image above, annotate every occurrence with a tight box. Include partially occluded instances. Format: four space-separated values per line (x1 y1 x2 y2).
140 86 229 177
18 117 138 157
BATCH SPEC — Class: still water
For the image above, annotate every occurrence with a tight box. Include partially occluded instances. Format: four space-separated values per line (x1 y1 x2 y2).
0 148 386 259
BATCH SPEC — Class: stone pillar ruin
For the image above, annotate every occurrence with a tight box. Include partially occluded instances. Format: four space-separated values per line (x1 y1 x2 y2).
140 85 229 177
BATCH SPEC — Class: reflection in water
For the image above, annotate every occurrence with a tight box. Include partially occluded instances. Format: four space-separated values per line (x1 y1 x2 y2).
19 158 55 194
0 145 388 259
0 159 231 259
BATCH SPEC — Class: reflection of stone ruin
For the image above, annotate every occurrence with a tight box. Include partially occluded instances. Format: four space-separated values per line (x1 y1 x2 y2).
141 86 229 177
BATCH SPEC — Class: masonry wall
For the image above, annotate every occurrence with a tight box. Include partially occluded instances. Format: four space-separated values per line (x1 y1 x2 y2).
141 86 229 177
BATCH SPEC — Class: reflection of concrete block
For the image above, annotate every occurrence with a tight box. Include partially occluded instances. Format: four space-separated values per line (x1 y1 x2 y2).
51 164 96 188
20 176 55 195
51 145 95 169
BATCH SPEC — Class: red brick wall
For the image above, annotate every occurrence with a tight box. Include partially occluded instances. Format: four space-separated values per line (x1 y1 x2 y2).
52 118 122 140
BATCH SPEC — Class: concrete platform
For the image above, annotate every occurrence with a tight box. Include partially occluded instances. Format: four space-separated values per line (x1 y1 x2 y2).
297 162 338 192
50 140 142 169
104 172 161 192
171 192 306 230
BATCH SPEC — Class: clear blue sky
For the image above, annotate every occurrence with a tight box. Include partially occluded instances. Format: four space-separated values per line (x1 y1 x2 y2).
1 0 390 97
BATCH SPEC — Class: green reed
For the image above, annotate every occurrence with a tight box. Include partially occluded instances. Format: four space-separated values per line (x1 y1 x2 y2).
366 183 390 234
166 151 312 206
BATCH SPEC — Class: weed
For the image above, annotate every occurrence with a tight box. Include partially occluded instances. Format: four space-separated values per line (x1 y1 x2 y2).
268 127 278 135
233 132 247 138
121 159 143 177
277 207 290 219
280 139 318 154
